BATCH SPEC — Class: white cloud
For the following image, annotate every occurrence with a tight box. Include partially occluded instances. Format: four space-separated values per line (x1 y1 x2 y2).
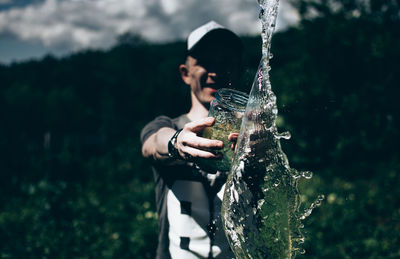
0 0 299 54
160 0 183 15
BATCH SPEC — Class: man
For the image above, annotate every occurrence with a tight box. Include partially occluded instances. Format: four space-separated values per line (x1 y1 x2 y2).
141 21 244 259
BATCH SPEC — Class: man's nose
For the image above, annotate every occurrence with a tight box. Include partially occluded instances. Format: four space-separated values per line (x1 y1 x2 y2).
208 71 217 78
207 72 218 84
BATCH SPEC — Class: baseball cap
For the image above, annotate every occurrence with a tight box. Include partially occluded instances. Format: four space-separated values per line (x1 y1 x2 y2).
186 21 243 56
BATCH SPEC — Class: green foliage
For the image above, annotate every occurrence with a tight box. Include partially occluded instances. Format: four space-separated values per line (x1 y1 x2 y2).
271 13 399 179
296 159 400 258
269 5 400 258
0 4 399 257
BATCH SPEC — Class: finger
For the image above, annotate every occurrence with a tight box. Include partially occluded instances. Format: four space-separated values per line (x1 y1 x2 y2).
180 145 222 159
228 132 239 141
181 135 223 149
184 117 215 133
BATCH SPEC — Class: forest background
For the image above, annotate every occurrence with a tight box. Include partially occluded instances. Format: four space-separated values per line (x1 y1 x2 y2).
0 0 399 258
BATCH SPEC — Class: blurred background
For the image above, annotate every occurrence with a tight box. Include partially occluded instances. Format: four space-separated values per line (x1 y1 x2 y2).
0 0 399 258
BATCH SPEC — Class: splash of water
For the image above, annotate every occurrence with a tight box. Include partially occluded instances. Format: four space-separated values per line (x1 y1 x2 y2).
221 0 323 258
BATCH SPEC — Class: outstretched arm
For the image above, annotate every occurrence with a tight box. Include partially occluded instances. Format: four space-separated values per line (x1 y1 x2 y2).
142 117 224 163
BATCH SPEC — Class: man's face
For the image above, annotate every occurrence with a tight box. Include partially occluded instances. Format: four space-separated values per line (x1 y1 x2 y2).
182 50 241 108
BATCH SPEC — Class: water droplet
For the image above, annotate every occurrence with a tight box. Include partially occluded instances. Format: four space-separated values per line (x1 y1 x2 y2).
257 199 265 209
314 194 325 207
275 131 291 140
292 170 301 179
274 238 279 243
301 171 313 179
273 179 280 187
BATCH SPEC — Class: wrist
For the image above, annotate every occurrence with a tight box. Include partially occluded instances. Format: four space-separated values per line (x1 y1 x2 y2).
168 129 183 159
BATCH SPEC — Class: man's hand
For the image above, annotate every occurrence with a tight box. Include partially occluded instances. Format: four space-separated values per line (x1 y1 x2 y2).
176 117 224 160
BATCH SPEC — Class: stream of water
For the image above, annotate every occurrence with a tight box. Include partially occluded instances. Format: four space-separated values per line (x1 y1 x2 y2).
221 1 324 258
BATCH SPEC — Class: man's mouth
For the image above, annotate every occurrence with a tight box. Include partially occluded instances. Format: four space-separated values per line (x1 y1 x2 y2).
205 84 219 90
205 86 218 95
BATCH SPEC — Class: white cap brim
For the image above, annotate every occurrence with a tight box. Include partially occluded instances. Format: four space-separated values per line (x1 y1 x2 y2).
187 21 225 51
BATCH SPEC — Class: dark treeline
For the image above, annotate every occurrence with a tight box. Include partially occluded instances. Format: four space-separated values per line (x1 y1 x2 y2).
0 1 399 257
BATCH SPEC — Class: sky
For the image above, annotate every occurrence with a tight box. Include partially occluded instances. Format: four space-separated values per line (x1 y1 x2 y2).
0 0 300 64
